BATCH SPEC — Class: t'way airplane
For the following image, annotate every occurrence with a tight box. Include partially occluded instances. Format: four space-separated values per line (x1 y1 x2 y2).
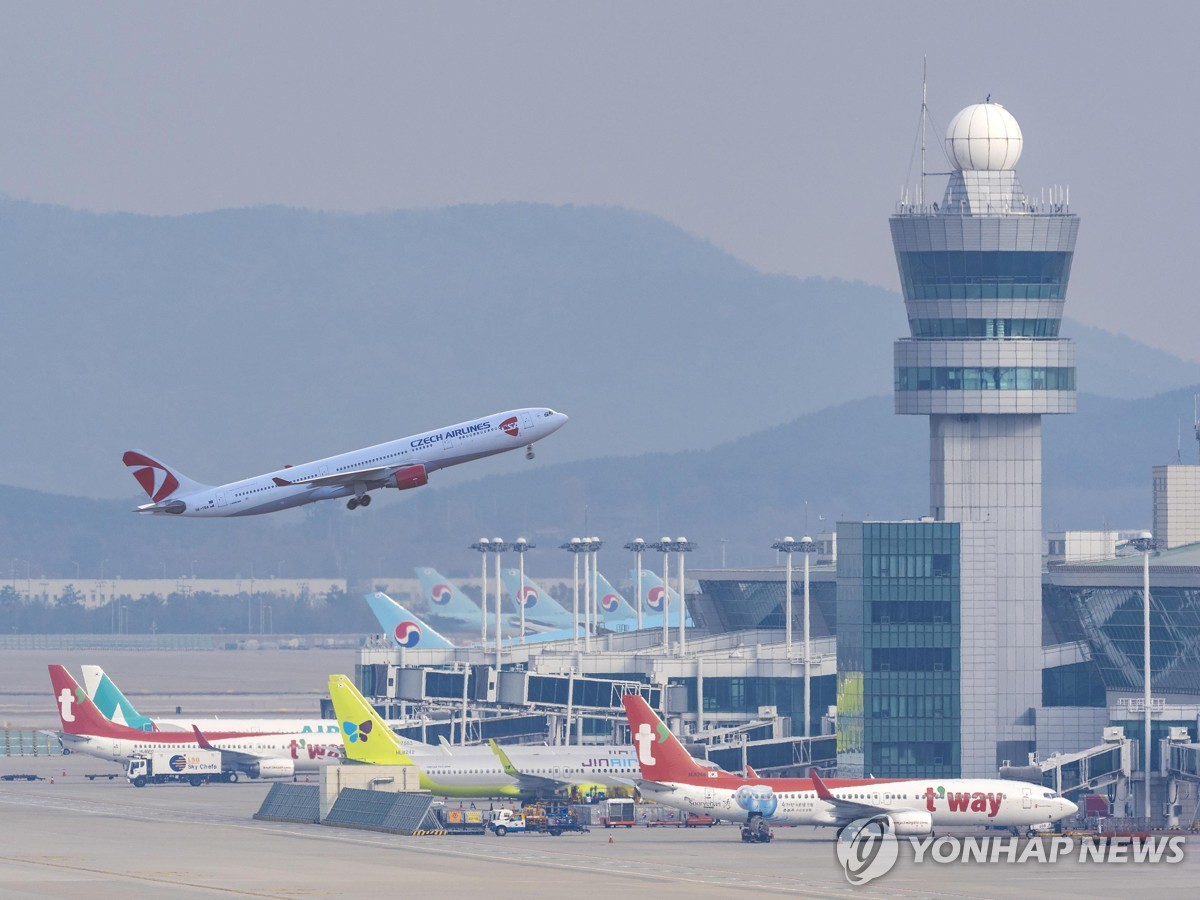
49 665 342 779
125 407 568 516
621 694 1076 842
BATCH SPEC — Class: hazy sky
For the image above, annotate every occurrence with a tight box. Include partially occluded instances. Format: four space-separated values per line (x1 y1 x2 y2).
3 2 1197 361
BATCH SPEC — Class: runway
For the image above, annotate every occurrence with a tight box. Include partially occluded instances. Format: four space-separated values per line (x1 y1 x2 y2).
1 756 1197 898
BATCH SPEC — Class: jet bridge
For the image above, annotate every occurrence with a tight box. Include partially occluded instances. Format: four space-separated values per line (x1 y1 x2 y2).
1024 727 1134 814
1162 727 1200 828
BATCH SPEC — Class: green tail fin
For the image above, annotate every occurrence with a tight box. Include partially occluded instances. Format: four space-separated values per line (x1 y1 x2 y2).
328 674 415 766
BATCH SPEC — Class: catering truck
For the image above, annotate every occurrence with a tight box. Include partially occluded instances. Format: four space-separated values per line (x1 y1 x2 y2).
126 750 226 787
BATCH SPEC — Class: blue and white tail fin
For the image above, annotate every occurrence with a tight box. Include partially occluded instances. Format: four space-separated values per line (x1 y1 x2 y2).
637 570 693 627
501 568 574 629
80 665 158 732
365 592 456 649
413 567 482 625
595 572 638 628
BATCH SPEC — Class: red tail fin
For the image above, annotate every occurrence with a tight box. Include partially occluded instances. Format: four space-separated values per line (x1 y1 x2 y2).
48 665 137 737
621 693 702 782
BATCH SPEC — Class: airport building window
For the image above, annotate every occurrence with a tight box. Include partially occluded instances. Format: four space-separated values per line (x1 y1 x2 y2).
910 318 1061 338
895 366 1075 392
896 250 1074 300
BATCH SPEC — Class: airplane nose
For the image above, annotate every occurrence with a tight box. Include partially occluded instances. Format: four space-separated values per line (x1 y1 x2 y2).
1061 798 1078 818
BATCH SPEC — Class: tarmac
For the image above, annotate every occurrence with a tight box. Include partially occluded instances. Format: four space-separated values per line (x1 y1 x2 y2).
3 650 1199 896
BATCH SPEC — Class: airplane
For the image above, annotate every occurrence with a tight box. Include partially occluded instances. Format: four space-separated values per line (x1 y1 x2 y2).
48 665 342 779
413 566 484 628
500 569 577 630
125 407 568 516
328 674 638 798
636 570 693 628
366 592 582 649
79 664 346 734
594 572 640 631
620 693 1077 842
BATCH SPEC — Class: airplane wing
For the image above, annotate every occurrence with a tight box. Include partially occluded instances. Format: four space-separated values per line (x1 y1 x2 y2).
488 740 565 795
273 464 422 489
809 768 890 818
191 725 281 772
633 778 678 793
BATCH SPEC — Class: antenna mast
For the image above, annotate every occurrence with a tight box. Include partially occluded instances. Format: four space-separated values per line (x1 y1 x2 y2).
920 56 928 208
1194 394 1200 464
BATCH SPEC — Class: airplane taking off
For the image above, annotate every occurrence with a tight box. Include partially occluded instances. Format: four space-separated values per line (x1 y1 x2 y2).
621 694 1076 842
125 407 567 516
366 592 581 649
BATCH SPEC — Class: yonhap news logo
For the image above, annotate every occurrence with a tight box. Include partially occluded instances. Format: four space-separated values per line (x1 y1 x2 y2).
835 817 1187 886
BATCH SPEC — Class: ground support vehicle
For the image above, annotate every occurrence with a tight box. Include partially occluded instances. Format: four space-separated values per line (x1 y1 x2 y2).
597 798 637 828
434 807 487 835
740 817 773 843
126 750 233 787
489 802 589 836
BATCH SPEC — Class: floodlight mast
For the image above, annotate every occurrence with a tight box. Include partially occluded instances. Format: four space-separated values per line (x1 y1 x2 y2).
559 538 585 651
624 538 646 631
1127 531 1156 821
469 538 491 648
511 538 534 644
490 538 508 670
674 538 696 655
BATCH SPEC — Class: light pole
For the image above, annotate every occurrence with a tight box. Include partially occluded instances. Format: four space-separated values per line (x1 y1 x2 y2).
799 535 816 738
673 538 696 655
650 538 674 654
470 538 491 648
581 536 592 651
1128 530 1155 822
584 537 603 647
623 538 646 631
560 538 585 650
771 538 800 658
490 538 508 670
511 538 534 644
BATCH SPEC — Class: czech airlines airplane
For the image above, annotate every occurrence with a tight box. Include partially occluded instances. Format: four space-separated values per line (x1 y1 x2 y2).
125 407 568 516
49 665 342 779
328 674 638 798
366 592 581 649
621 694 1076 841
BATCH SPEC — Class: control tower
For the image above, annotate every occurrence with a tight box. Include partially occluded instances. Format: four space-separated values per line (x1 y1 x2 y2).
890 102 1078 775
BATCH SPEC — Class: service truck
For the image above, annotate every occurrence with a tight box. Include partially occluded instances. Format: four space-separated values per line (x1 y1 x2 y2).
126 750 227 787
597 797 637 828
488 802 588 836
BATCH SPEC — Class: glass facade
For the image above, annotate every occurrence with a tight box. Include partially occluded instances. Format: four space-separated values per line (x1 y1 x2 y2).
838 521 961 779
897 250 1074 300
896 366 1075 392
910 318 1061 338
1042 660 1106 707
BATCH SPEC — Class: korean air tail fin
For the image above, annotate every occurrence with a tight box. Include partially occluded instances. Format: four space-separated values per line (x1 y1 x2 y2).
327 674 417 767
80 665 158 732
49 665 137 738
595 572 638 625
413 567 483 624
501 568 574 628
620 693 698 782
122 449 211 502
365 593 456 650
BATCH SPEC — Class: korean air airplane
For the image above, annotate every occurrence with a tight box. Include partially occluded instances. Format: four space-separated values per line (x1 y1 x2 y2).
621 694 1077 842
366 592 581 648
636 570 693 628
594 572 640 631
414 567 484 627
500 569 576 630
125 407 567 516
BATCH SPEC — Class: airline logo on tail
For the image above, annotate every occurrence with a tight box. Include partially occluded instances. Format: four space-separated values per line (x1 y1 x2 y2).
600 593 621 612
393 621 422 648
57 686 85 723
518 585 538 609
633 723 668 766
646 586 667 612
500 417 520 437
122 451 179 502
342 719 373 743
430 584 453 605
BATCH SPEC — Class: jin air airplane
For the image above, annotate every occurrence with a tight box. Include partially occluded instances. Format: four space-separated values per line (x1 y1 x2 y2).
49 665 343 779
125 407 568 516
328 674 639 798
621 694 1076 842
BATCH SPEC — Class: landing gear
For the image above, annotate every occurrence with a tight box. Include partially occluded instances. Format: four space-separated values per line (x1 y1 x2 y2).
740 815 773 843
525 445 534 460
347 498 358 510
347 494 371 510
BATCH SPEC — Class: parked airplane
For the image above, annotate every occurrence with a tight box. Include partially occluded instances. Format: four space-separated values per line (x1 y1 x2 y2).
500 569 576 630
49 665 342 779
621 694 1076 841
414 566 492 629
328 674 638 797
80 665 345 735
366 592 581 649
637 570 692 628
125 407 568 516
594 572 640 631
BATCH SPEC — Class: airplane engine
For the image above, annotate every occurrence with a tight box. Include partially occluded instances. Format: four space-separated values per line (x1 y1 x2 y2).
391 465 429 490
883 810 933 836
246 758 295 779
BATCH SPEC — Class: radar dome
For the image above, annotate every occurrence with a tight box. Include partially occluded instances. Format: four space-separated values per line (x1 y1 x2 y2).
944 103 1023 171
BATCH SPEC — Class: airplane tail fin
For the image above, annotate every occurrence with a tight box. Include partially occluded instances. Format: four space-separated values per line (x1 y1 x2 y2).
327 674 415 765
365 593 456 649
122 449 210 502
620 693 698 782
81 665 158 732
49 665 133 737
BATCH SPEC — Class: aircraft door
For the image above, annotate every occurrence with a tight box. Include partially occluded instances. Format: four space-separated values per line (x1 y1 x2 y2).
1022 788 1032 809
215 490 227 507
521 412 534 431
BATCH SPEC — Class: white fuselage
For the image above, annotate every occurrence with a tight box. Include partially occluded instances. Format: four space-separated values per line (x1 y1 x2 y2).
153 408 567 517
61 730 344 773
640 778 1075 829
